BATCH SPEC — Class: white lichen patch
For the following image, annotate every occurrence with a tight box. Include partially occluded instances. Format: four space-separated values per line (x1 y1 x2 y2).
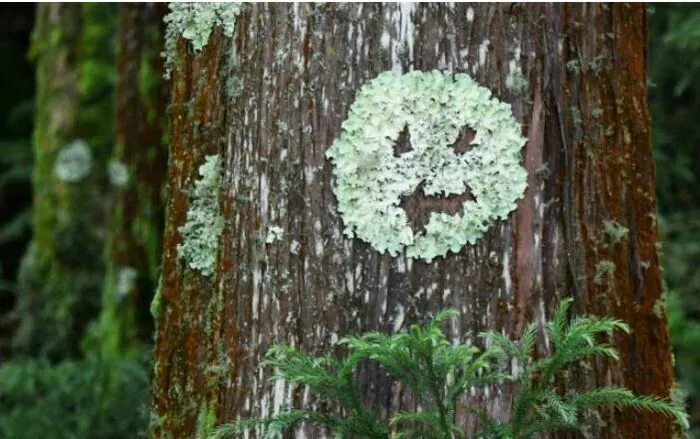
177 154 224 276
478 39 490 67
466 7 475 22
115 266 139 301
266 225 284 244
594 259 616 285
54 139 93 182
107 160 130 187
290 239 301 255
505 60 528 95
163 2 242 79
603 219 629 244
326 70 527 262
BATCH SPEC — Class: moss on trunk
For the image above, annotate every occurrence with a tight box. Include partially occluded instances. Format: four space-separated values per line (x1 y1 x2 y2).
98 3 168 359
14 3 116 359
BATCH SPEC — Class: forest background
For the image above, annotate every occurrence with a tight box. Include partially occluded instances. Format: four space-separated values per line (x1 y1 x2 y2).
0 3 699 438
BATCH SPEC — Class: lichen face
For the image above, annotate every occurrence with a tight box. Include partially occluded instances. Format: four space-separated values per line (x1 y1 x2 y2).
54 139 93 182
326 70 528 262
177 155 224 276
163 2 242 79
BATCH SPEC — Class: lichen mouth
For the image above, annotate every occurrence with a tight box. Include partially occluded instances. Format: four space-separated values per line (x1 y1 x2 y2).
400 181 477 234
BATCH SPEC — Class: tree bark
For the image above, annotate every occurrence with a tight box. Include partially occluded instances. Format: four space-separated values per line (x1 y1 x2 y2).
14 4 116 359
98 3 168 358
152 4 676 438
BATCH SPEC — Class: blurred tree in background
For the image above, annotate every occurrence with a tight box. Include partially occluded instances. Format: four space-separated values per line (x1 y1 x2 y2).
0 4 167 437
0 2 698 438
649 4 700 434
13 2 114 359
97 2 168 360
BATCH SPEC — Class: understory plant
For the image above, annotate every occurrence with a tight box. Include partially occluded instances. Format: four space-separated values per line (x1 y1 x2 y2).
0 355 150 438
212 298 688 438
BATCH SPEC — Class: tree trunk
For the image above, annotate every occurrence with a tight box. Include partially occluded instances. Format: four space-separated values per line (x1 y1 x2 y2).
14 3 116 359
152 4 676 438
98 2 168 358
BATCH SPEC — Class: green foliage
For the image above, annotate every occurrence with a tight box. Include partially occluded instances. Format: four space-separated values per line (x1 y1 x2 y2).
649 4 700 433
214 299 687 438
10 3 117 359
0 355 150 439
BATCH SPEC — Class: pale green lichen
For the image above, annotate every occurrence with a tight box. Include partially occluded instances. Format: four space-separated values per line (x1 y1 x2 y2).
150 275 163 319
115 266 138 301
107 160 130 187
566 59 581 74
326 70 527 262
290 239 301 255
177 155 224 276
54 139 93 182
163 2 242 79
653 290 667 318
265 225 284 244
505 66 528 95
593 260 616 285
603 219 629 244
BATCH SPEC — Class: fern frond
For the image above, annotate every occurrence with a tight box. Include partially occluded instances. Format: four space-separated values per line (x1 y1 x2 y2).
390 409 442 426
539 391 578 425
223 300 689 439
569 387 689 430
262 345 360 409
210 410 345 439
341 332 426 398
548 297 574 347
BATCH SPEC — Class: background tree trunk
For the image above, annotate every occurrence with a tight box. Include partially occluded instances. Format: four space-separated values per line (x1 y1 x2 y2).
14 3 116 359
97 2 168 359
152 4 676 438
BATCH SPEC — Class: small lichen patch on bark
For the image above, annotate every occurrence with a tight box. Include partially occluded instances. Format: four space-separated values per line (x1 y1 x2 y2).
163 2 242 78
54 139 93 182
594 259 616 285
107 160 130 187
177 154 224 276
265 225 284 244
603 219 629 244
150 275 164 319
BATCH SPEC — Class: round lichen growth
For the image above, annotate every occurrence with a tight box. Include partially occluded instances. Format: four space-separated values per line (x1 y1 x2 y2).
177 154 224 276
115 266 139 301
326 70 527 262
54 139 93 182
108 160 130 187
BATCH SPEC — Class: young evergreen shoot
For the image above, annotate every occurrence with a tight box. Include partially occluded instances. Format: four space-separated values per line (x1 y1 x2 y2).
211 298 688 438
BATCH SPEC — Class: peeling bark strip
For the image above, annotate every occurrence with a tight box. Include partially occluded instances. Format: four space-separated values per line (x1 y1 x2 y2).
152 4 676 438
